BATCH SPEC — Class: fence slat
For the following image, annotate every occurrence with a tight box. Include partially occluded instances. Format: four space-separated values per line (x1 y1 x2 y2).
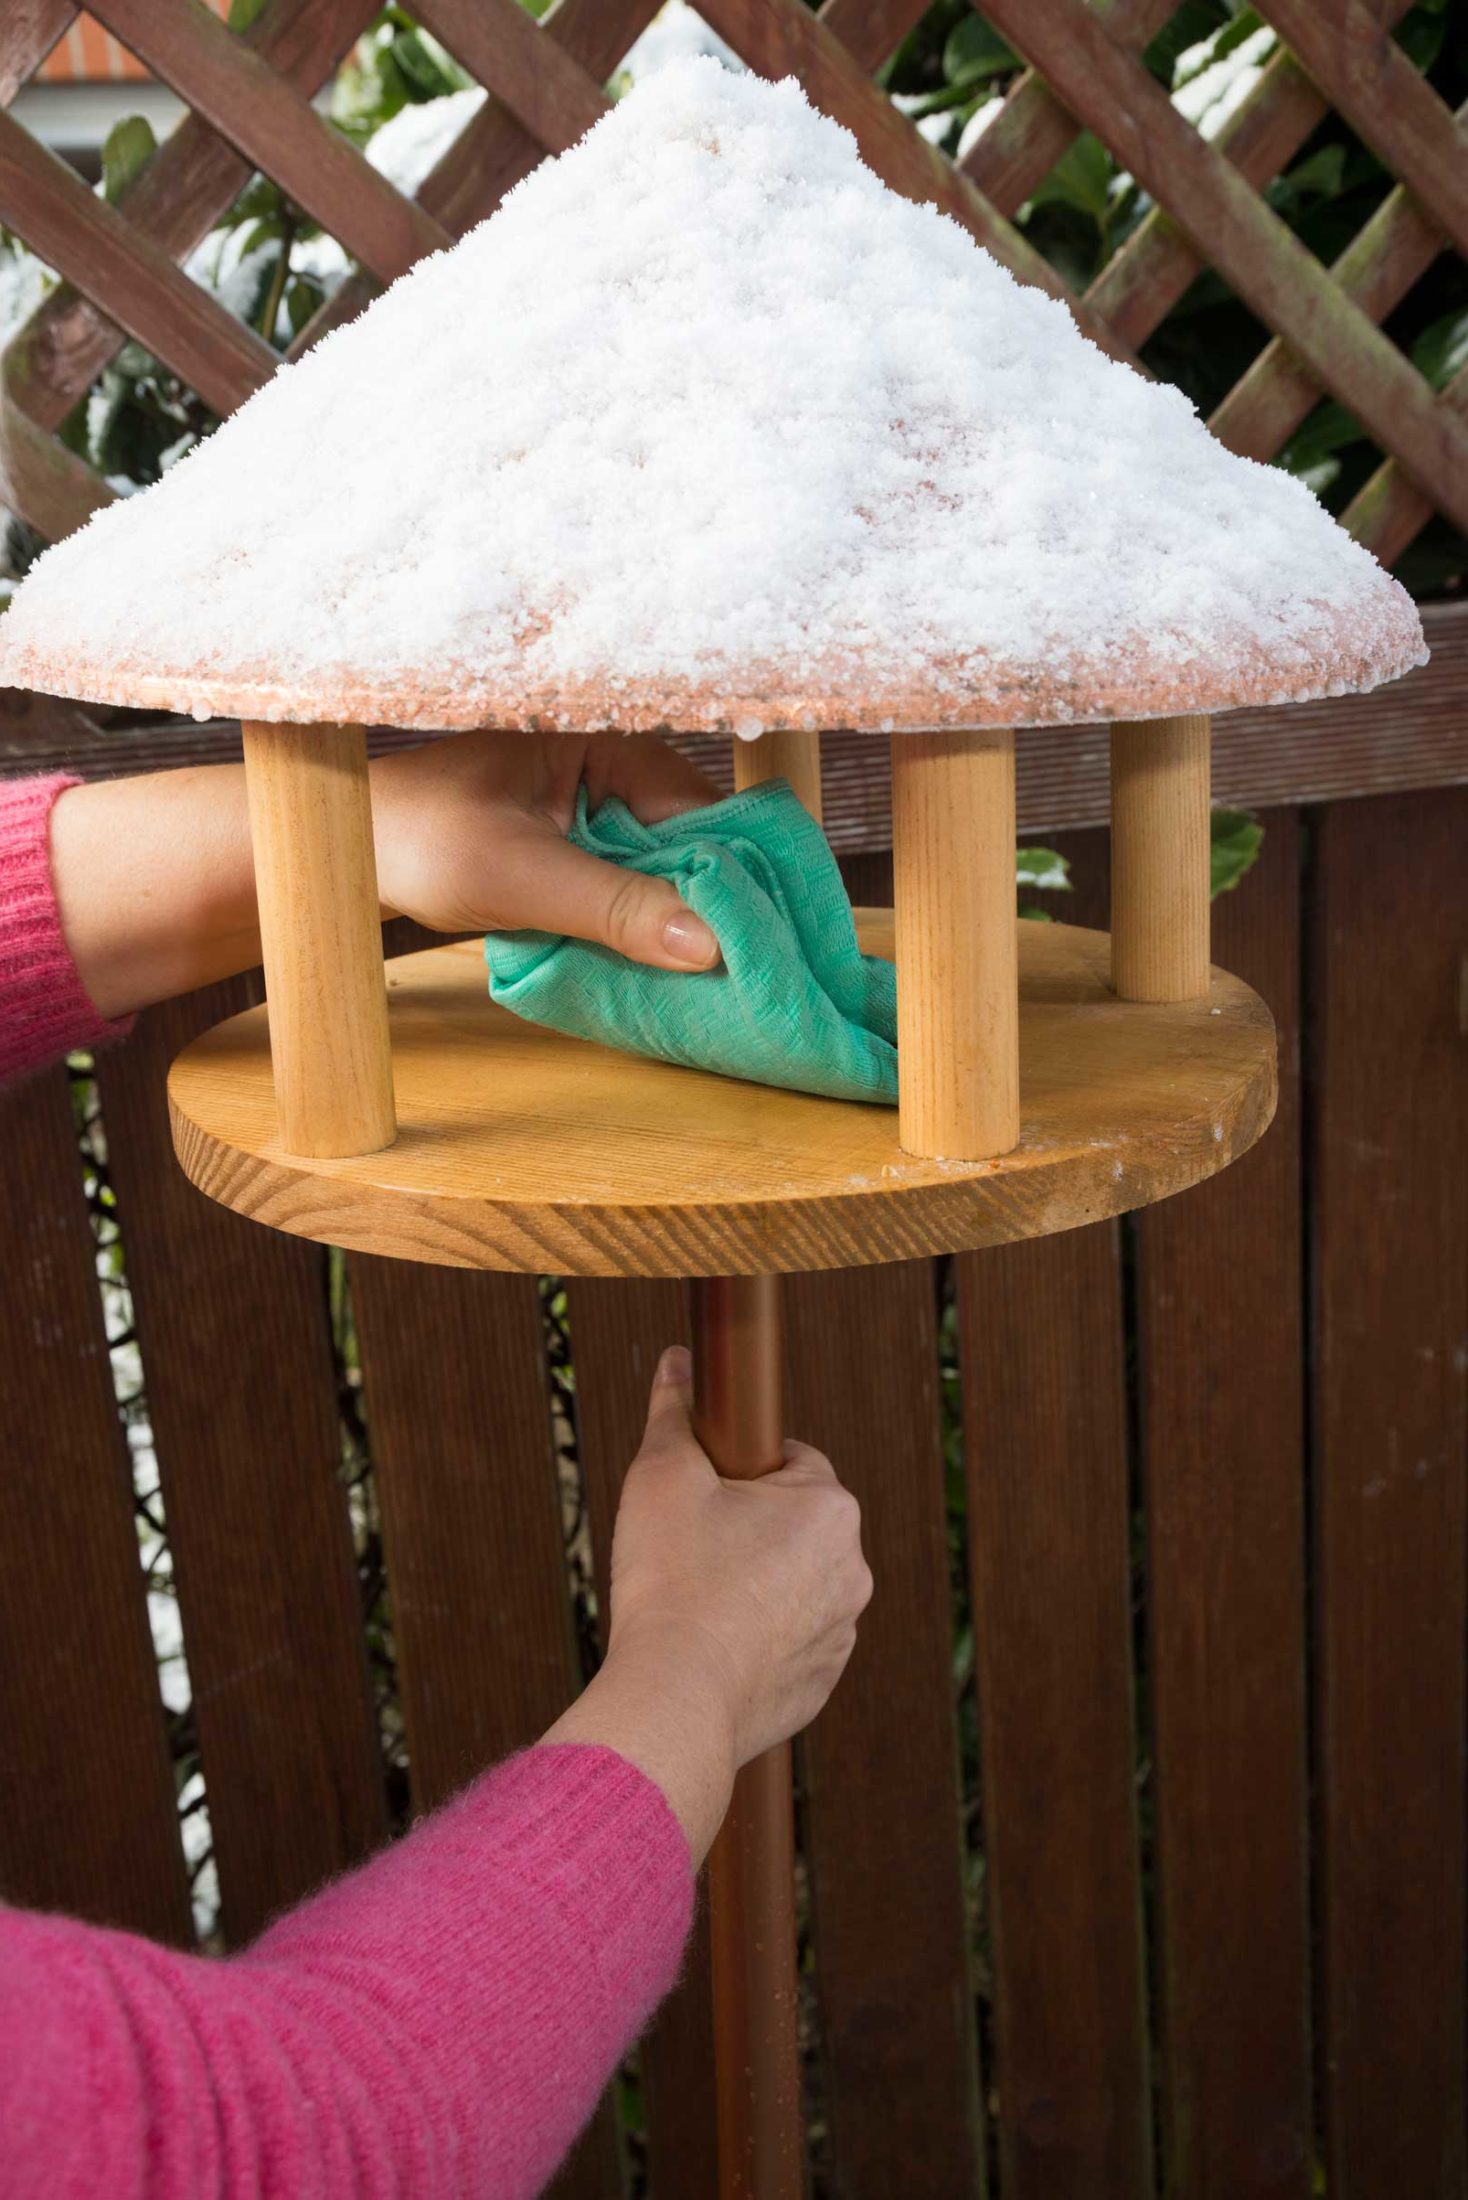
1339 331 1468 558
1312 787 1468 2199
0 1062 189 1941
349 1257 621 2200
98 984 387 1947
818 0 931 75
785 1259 983 2198
1138 811 1312 2199
571 1277 719 2200
957 1223 1151 2200
0 1 79 106
347 1262 575 1802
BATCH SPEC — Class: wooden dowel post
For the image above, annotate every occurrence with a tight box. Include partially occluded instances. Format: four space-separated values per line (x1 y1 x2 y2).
1110 715 1212 1002
692 1274 803 2200
733 726 823 823
890 728 1019 1160
241 720 396 1158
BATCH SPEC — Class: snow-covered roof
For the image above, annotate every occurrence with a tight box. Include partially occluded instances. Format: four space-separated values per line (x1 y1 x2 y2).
0 59 1424 735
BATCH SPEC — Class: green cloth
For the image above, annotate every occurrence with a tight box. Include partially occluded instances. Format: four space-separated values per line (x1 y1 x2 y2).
484 780 898 1105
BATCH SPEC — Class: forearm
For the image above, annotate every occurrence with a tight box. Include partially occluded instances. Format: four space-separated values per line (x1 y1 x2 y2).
0 773 138 1078
0 1746 693 2200
544 1628 738 1866
32 729 721 1035
47 759 416 1019
48 765 261 1018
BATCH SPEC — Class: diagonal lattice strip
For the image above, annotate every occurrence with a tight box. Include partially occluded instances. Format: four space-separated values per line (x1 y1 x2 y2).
959 0 1174 214
1343 364 1468 562
818 0 931 75
7 0 379 438
0 2 80 106
414 0 610 153
980 0 1468 536
1213 96 1468 464
1255 0 1468 260
1086 1 1414 351
0 109 274 416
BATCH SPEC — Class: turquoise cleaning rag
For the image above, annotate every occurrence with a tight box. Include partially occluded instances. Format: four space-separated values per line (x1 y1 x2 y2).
484 780 898 1105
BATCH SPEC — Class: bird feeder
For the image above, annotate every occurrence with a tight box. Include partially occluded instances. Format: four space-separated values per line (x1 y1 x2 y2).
0 60 1425 2200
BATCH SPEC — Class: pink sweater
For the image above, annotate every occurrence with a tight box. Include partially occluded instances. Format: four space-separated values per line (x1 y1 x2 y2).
0 775 694 2196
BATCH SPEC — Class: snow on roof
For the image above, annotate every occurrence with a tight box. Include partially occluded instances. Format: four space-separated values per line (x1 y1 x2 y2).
0 58 1424 734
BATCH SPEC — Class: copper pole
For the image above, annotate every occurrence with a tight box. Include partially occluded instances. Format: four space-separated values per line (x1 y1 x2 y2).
692 1274 803 2200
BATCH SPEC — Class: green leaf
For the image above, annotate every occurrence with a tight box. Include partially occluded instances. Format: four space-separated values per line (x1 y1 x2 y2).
284 274 324 336
1267 142 1347 217
1278 398 1364 478
101 115 157 205
1210 808 1264 899
1412 308 1468 391
392 27 450 99
1396 5 1446 72
236 216 284 259
214 174 282 231
1294 456 1341 496
114 338 155 380
1145 0 1233 86
1015 845 1072 892
1027 133 1114 224
942 15 1018 88
1211 7 1267 62
227 0 270 26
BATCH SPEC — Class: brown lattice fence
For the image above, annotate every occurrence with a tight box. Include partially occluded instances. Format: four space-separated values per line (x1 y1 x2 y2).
2 0 1467 561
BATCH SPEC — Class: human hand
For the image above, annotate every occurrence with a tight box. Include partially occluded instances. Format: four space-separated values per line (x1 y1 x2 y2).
369 729 721 970
608 1345 873 1767
544 1345 871 1862
50 731 720 1024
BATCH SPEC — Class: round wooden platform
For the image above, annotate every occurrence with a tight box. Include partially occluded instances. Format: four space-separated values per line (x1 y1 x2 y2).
168 913 1277 1277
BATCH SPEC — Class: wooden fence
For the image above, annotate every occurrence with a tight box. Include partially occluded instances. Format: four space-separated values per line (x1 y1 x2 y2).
0 3 1466 2196
2 738 1464 2200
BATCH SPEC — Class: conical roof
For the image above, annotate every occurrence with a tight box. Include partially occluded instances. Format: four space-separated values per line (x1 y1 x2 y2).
0 60 1425 735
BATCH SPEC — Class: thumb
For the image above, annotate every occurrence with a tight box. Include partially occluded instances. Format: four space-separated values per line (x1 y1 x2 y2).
639 1344 705 1457
495 827 720 973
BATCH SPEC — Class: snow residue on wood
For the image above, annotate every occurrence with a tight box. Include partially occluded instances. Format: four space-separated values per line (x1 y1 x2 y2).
0 59 1425 733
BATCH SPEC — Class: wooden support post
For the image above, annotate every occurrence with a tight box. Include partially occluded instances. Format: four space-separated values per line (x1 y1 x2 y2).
1110 714 1212 1002
890 727 1019 1160
733 726 823 823
241 720 396 1159
692 1275 802 2200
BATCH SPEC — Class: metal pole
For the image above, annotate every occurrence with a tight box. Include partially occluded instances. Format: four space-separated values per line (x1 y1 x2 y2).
692 1274 803 2200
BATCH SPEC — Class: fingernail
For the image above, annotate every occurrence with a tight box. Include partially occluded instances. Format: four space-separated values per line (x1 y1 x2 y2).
656 1344 692 1386
661 910 719 968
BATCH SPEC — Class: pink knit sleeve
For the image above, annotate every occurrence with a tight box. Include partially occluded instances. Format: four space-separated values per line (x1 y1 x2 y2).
0 1743 694 2199
0 773 132 1079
